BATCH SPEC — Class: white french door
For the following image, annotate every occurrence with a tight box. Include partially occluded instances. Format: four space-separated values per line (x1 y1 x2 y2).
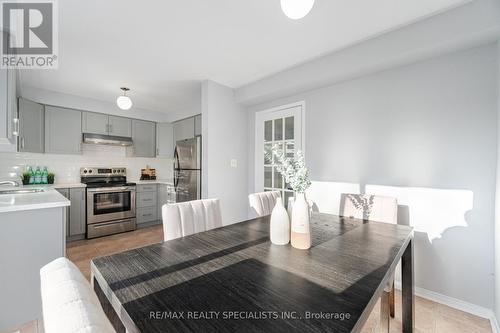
255 102 304 207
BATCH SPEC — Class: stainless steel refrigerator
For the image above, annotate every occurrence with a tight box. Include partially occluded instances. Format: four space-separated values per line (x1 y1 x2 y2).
174 137 201 202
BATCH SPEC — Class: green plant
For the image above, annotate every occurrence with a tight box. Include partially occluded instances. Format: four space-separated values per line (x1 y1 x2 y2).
21 171 31 185
47 173 55 184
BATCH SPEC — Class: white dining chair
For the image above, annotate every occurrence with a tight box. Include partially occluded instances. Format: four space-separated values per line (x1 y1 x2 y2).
162 198 223 241
40 257 116 333
248 191 281 217
339 193 398 333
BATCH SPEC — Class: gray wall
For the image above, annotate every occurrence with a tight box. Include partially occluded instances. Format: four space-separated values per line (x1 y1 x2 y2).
247 44 498 309
202 80 248 225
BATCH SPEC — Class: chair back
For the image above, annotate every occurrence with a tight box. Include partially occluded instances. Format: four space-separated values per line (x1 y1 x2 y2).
248 191 281 217
340 193 397 224
162 198 222 241
40 257 116 333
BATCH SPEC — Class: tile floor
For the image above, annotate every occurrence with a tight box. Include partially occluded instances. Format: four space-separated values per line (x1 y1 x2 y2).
4 225 493 333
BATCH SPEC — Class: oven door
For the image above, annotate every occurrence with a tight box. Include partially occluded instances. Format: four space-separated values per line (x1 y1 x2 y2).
87 187 136 224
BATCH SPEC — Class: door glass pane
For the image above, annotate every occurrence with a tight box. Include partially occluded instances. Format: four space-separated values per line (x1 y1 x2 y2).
264 120 272 142
273 142 284 164
285 141 295 158
264 166 272 188
264 143 272 165
274 118 283 141
274 167 283 189
285 116 294 140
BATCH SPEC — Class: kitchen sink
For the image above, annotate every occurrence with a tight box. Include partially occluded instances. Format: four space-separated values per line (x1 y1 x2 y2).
0 188 46 195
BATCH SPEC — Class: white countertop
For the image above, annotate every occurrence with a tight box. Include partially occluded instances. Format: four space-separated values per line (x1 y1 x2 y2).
0 186 70 213
132 179 175 185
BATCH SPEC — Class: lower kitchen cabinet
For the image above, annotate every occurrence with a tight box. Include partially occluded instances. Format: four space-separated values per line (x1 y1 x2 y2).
136 184 160 226
56 187 86 241
69 188 86 237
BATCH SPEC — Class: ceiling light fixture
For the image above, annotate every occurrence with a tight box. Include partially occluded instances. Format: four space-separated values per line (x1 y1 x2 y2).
116 87 132 110
280 0 315 20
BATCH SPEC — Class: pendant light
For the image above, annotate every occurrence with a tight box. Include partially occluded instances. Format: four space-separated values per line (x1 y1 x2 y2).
116 87 132 110
280 0 315 20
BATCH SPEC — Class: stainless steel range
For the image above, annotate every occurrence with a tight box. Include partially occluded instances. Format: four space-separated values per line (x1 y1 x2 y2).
81 167 136 238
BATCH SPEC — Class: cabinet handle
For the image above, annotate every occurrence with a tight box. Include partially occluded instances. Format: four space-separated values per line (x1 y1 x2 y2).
109 124 113 133
143 198 152 201
20 137 24 149
156 148 159 156
143 213 153 217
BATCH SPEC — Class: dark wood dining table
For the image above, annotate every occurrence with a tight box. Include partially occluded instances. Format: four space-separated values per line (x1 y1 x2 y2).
91 212 414 333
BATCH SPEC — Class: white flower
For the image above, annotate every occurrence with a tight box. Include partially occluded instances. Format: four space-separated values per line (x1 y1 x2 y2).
271 145 311 193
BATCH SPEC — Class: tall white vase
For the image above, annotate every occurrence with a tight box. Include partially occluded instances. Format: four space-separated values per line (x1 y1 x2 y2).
270 198 290 245
291 192 311 250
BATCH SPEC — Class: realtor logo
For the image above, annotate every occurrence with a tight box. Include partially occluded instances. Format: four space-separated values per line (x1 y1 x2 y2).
1 0 58 68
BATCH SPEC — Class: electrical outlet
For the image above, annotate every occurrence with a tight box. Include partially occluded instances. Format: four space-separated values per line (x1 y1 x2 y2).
230 159 237 168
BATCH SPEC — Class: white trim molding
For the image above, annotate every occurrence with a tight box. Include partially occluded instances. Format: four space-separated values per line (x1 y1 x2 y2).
395 281 499 332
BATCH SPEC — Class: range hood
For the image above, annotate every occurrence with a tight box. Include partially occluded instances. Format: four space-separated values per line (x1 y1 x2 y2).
83 133 133 146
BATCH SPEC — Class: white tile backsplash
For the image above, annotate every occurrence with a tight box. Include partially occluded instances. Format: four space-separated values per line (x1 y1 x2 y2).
0 144 173 184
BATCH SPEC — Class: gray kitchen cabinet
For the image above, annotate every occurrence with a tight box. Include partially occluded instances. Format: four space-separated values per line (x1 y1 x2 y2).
18 98 44 153
137 183 159 225
130 120 156 158
0 57 17 152
55 188 70 237
109 115 131 137
82 112 132 137
45 106 82 155
156 122 173 158
82 112 108 135
137 191 158 208
194 114 202 137
56 187 86 240
69 188 86 237
173 117 195 143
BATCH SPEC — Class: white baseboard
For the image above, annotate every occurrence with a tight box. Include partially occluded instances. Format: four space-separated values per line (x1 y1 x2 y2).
394 281 499 333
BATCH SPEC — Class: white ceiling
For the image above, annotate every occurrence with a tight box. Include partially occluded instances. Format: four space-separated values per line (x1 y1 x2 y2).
19 0 470 117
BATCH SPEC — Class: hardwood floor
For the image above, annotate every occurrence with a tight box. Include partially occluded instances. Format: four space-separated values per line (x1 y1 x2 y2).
4 225 493 333
66 225 164 280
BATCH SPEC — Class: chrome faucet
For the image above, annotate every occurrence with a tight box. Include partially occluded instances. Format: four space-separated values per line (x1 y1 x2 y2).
0 180 20 187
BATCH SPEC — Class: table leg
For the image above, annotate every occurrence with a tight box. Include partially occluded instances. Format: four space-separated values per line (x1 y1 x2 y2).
402 239 414 333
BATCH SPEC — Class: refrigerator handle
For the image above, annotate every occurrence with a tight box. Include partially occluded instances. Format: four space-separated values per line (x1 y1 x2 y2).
174 146 180 170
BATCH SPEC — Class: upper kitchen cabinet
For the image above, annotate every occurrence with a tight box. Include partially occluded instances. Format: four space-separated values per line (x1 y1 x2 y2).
0 62 17 152
82 112 108 135
45 106 82 155
130 120 156 157
82 112 132 137
18 98 44 153
156 122 173 158
108 115 132 137
173 117 195 143
194 114 201 136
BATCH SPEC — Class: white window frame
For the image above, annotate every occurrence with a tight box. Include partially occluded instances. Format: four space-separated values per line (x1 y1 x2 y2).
254 101 305 194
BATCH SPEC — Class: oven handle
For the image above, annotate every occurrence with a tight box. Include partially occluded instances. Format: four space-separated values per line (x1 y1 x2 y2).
87 186 136 193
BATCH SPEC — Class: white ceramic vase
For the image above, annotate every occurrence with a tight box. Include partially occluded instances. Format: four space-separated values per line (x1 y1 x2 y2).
291 192 311 249
270 197 290 245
